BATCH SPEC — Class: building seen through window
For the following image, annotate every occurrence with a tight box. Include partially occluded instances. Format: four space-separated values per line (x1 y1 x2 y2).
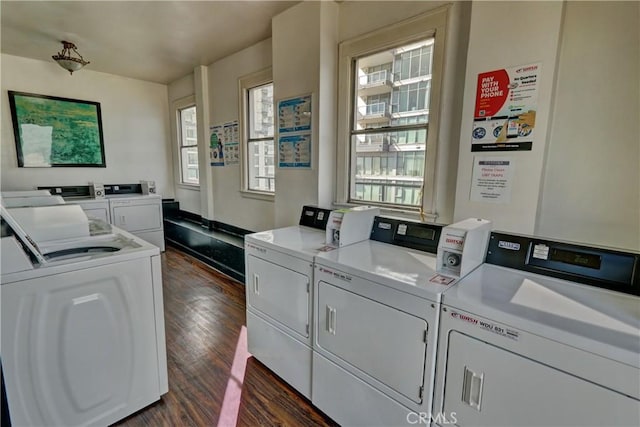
247 83 275 192
179 105 199 185
352 39 433 207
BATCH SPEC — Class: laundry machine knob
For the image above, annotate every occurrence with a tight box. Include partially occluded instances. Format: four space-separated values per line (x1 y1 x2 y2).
446 253 461 267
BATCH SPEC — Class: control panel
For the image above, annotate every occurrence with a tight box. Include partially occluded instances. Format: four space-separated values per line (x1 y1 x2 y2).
486 232 640 295
370 216 442 253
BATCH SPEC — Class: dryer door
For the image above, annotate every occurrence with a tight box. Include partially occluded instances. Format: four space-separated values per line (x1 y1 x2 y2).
246 254 311 339
442 331 640 427
111 201 162 233
316 280 428 403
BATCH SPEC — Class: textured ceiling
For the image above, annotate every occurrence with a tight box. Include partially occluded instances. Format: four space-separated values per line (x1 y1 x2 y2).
1 1 299 84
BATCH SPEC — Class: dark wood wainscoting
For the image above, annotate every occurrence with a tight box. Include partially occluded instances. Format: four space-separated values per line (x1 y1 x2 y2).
115 247 336 427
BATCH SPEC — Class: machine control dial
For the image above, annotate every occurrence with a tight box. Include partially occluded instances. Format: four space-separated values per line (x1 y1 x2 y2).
446 253 461 267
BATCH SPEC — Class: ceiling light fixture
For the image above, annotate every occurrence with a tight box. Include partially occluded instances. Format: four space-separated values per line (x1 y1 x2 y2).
52 41 90 75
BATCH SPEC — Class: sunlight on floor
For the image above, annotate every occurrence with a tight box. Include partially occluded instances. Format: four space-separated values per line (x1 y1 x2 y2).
217 325 249 427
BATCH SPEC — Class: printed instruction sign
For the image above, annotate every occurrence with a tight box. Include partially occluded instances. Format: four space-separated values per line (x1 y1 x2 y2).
223 142 239 165
471 62 541 152
470 157 514 203
222 121 239 165
277 93 313 169
210 125 224 166
278 95 312 133
429 274 456 286
278 133 311 168
210 121 239 166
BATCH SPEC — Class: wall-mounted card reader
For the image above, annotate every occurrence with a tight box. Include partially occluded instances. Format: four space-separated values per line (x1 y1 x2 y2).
325 206 379 248
436 218 492 279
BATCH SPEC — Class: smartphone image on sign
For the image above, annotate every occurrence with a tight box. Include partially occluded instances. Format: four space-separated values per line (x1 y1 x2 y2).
506 117 519 138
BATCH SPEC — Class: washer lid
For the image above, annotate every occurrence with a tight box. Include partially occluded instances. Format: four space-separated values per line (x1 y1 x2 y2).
315 239 450 301
444 264 640 366
245 225 327 261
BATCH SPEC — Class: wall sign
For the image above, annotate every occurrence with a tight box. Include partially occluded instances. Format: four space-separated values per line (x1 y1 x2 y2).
471 62 541 152
210 124 224 166
278 133 311 168
277 94 312 169
210 121 239 166
278 95 311 133
470 156 514 203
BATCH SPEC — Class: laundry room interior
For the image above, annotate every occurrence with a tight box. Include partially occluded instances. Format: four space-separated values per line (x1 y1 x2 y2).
1 1 638 427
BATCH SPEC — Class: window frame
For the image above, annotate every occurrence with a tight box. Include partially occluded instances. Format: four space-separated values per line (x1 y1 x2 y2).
173 95 200 188
238 67 275 200
335 7 448 219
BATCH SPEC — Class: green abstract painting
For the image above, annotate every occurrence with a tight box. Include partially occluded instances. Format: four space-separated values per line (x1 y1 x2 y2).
8 91 106 167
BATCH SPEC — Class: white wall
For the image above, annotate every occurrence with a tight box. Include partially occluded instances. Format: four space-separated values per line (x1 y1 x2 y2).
1 54 173 197
453 1 564 234
165 0 639 252
195 66 213 221
208 39 274 231
336 1 470 225
536 1 640 250
167 73 200 214
338 1 450 42
272 1 339 228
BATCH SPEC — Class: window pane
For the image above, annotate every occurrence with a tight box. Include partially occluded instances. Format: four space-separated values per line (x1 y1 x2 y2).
180 106 197 147
179 106 199 185
249 83 274 139
246 81 275 193
356 157 364 175
361 157 370 175
351 38 433 208
181 146 199 184
248 139 275 192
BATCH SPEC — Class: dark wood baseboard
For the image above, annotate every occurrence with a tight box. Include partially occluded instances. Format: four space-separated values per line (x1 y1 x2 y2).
164 218 245 283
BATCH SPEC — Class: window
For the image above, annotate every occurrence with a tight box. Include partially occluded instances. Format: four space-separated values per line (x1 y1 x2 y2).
336 8 447 216
178 104 199 185
239 68 275 196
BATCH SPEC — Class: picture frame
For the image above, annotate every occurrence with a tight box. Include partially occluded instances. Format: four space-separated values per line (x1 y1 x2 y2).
8 91 106 167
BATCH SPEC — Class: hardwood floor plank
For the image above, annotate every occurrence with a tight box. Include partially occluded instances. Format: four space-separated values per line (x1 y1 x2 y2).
115 247 336 427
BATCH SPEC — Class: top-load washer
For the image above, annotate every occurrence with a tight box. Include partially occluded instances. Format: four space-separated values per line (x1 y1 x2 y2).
311 217 490 426
38 184 164 250
1 204 168 427
433 232 640 427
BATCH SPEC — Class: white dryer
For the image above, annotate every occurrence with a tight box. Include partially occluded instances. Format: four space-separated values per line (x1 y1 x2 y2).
312 217 451 426
108 194 165 251
1 205 168 427
245 206 334 399
433 232 640 427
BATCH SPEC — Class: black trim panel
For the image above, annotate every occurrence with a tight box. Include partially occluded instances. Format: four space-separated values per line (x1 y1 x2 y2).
486 232 640 296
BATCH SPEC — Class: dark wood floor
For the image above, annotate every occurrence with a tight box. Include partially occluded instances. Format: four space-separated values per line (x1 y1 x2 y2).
115 246 337 427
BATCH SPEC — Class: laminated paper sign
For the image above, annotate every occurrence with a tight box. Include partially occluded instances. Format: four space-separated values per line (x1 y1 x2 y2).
277 94 313 169
470 157 514 203
210 121 239 166
278 133 311 168
471 63 541 152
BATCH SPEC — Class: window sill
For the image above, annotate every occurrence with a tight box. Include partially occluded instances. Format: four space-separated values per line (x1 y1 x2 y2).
240 190 275 202
176 183 200 191
332 201 438 223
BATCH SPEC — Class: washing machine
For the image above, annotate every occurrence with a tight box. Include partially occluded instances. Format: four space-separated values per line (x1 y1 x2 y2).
1 205 168 426
244 206 335 398
433 232 640 427
312 217 452 426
